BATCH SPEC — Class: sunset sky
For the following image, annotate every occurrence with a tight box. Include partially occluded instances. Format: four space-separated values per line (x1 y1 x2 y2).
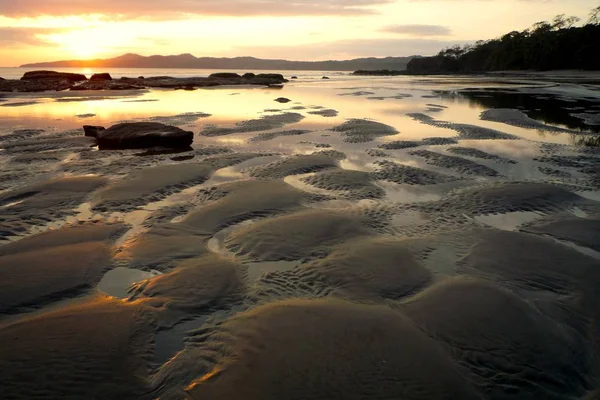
0 0 596 65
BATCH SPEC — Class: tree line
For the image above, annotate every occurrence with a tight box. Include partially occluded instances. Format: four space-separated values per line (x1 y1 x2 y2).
406 6 600 73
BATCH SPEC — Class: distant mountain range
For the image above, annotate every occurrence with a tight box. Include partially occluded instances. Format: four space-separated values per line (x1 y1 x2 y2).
20 53 420 71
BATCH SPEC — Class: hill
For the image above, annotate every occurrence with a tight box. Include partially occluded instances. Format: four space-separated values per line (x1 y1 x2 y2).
21 53 419 72
407 7 600 74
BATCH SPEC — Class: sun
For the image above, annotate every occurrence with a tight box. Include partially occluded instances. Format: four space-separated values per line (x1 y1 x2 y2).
38 26 126 59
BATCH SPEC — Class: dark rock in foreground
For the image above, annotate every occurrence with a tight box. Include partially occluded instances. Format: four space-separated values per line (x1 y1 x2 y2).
353 69 405 76
94 122 194 149
83 125 106 138
242 73 256 79
21 70 87 82
90 73 113 81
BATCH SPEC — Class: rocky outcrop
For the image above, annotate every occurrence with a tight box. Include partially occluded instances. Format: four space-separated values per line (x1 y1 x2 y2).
352 69 405 76
93 122 194 149
0 79 72 92
90 73 113 81
1 73 288 93
83 125 106 138
256 73 285 81
209 73 242 79
21 70 87 82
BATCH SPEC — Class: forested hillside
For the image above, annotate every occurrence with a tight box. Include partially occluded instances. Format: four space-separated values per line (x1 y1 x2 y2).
407 7 600 74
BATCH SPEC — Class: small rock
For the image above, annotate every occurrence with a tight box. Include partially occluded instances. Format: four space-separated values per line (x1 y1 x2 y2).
138 76 145 79
83 125 106 138
242 73 256 79
209 73 242 79
21 70 87 82
96 122 194 150
275 97 292 103
322 76 330 80
291 76 298 79
90 73 113 81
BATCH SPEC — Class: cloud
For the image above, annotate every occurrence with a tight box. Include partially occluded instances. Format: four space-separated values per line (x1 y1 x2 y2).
381 24 453 36
0 27 65 47
0 0 392 18
231 37 472 59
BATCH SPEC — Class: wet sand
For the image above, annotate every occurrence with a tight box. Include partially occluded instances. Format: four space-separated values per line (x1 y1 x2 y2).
0 73 599 399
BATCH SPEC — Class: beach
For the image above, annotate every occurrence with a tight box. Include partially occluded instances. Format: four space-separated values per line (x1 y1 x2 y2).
1 70 599 399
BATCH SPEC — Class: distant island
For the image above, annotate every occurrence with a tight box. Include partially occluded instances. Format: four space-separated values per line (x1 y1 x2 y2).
20 53 419 72
407 7 600 74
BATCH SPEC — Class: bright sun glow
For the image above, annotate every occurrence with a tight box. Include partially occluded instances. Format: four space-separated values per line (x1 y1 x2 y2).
37 26 132 59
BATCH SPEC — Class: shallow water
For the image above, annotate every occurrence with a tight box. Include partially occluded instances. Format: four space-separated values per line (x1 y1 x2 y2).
1 73 599 400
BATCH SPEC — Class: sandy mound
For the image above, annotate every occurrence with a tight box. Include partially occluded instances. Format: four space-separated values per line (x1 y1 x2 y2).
9 150 68 164
380 137 458 150
225 209 372 261
407 113 517 140
1 135 96 154
0 223 125 257
522 214 600 251
373 160 460 185
447 147 517 164
366 148 389 157
0 129 44 143
410 150 500 177
539 166 572 178
155 299 481 400
0 176 108 240
181 180 310 234
572 112 600 126
0 224 124 313
302 168 385 199
92 162 214 212
456 228 600 294
422 182 592 216
247 152 341 179
331 119 398 143
299 237 432 300
481 108 572 132
129 254 246 327
248 129 310 142
404 278 589 399
119 225 210 271
0 296 155 400
201 113 305 136
307 109 338 117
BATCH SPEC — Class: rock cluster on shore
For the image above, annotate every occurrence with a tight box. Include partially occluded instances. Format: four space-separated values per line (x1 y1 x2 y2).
0 70 288 92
